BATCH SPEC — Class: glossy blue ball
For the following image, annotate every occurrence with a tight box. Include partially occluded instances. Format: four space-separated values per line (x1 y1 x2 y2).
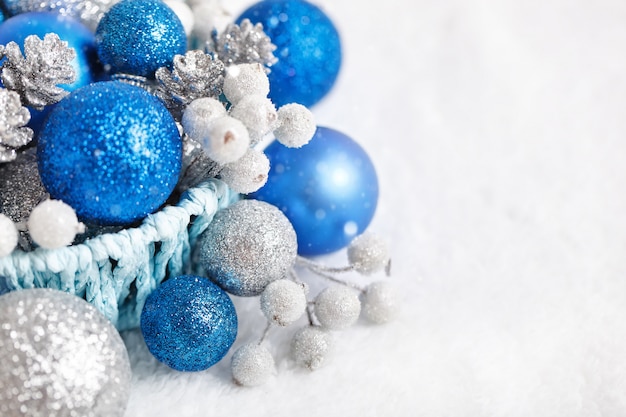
95 0 186 77
252 127 379 255
237 0 342 107
0 12 99 91
37 81 182 226
140 275 238 372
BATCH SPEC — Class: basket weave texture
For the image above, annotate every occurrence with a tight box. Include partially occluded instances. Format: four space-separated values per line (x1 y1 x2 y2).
0 179 234 330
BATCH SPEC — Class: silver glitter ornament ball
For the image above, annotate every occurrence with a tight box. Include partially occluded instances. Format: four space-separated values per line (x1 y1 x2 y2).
0 289 132 417
199 199 298 296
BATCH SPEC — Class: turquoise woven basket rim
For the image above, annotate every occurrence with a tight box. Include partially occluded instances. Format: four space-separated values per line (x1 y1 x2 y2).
0 179 235 331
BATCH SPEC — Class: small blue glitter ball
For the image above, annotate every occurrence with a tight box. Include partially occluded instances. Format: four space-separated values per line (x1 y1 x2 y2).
252 127 379 255
140 275 238 372
0 12 99 91
95 0 186 77
37 81 182 226
237 0 342 107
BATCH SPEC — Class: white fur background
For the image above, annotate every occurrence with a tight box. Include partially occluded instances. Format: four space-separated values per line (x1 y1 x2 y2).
123 0 626 416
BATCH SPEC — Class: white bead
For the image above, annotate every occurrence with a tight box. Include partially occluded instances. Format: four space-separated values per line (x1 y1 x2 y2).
229 95 278 143
361 281 398 324
231 343 275 386
163 0 195 36
291 326 332 371
314 286 361 330
0 214 18 258
347 232 390 275
223 64 270 105
219 148 270 194
181 97 227 140
260 280 307 326
28 200 85 249
200 116 250 165
273 103 316 148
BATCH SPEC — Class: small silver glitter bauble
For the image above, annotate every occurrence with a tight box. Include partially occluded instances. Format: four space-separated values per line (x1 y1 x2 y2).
361 281 398 324
199 199 297 296
314 285 361 330
0 289 132 417
231 343 275 386
347 232 390 275
291 326 332 371
260 279 307 326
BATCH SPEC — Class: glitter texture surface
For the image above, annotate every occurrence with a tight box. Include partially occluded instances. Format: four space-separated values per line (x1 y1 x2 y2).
314 285 361 330
140 275 238 372
0 289 131 417
231 343 275 386
95 0 186 77
236 0 342 107
0 148 48 250
361 282 398 324
347 232 390 275
290 326 332 371
0 12 99 92
2 0 118 30
260 279 307 326
37 81 182 226
252 127 379 255
199 199 298 296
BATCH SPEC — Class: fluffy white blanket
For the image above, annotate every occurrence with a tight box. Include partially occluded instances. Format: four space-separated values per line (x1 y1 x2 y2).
124 0 626 415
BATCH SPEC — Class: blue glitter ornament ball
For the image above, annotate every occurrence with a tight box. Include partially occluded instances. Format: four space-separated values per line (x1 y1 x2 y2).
252 127 379 255
95 0 186 77
0 12 99 91
237 0 342 107
37 81 182 226
140 275 238 372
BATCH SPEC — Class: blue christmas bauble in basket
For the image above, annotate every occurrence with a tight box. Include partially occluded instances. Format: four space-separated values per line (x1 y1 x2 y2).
0 179 236 330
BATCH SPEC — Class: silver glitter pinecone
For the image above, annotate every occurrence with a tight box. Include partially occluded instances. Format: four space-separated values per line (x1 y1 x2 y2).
0 289 132 417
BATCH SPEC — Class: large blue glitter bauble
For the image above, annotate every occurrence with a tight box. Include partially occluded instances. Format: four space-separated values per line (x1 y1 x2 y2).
140 275 238 372
252 127 379 255
95 0 186 77
237 0 342 107
37 81 182 226
0 12 99 91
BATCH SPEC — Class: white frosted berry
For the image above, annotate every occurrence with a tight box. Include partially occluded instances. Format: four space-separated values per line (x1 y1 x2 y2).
28 200 85 249
229 95 277 143
347 232 390 275
231 343 275 386
291 326 332 371
219 148 270 194
163 0 195 35
200 116 250 165
273 103 316 148
260 280 307 326
0 214 18 257
223 63 270 105
314 286 361 330
181 97 227 140
361 281 398 324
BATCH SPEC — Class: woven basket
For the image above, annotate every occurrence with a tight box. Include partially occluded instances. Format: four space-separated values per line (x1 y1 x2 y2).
0 179 235 331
